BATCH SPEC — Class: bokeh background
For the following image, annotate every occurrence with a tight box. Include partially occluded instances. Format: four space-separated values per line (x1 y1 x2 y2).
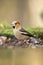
0 0 43 27
0 0 43 65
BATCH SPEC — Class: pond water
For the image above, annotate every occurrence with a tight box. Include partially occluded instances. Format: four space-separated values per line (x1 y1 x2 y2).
0 48 43 65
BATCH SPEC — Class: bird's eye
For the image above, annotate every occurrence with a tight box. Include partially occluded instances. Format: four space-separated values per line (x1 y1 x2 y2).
13 26 15 28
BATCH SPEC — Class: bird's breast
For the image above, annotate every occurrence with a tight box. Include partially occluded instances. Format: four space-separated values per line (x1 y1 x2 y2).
13 30 29 40
13 30 21 39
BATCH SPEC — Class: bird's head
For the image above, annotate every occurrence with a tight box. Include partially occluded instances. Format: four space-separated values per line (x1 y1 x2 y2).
11 21 21 29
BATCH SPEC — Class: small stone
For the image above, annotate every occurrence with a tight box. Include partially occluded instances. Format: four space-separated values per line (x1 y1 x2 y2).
0 36 7 43
31 45 36 48
29 37 41 44
0 39 3 45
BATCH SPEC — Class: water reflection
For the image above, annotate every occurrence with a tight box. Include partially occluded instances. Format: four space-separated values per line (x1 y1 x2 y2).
14 48 43 65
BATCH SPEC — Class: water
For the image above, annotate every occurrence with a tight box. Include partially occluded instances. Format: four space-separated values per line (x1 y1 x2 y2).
0 48 43 65
12 47 43 65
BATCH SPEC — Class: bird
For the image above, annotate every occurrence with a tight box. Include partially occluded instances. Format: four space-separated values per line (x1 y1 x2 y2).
11 21 35 40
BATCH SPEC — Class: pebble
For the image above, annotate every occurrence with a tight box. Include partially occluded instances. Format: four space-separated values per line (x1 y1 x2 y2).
0 35 42 48
0 39 3 45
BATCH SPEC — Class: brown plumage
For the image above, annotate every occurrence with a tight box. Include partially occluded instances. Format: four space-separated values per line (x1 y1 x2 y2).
11 21 35 40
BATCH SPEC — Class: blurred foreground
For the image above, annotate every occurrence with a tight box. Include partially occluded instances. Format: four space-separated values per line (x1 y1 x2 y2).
0 48 43 65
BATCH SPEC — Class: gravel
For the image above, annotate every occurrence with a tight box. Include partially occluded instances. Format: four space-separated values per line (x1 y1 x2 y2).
0 35 43 48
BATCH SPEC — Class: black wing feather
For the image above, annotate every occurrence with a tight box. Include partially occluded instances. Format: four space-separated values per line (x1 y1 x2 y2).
20 28 34 37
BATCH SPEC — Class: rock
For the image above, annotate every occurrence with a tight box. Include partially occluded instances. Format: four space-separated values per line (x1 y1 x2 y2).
0 36 7 43
0 36 7 46
0 39 3 45
29 37 41 44
15 40 24 46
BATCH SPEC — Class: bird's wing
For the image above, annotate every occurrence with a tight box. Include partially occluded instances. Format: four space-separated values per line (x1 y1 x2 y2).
20 28 34 37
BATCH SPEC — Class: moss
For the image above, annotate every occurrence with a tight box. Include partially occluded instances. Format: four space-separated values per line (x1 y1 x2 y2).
25 27 43 38
0 23 43 38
